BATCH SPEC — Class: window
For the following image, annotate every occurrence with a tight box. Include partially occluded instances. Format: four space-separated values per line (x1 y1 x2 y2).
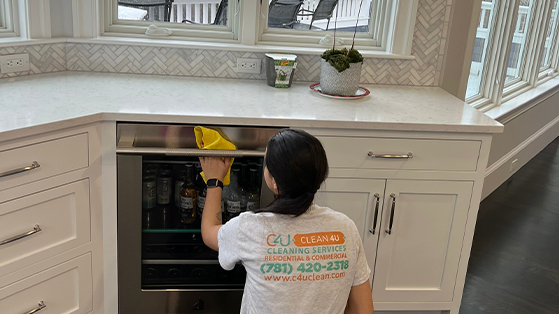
105 0 240 41
466 0 497 100
103 0 417 55
0 0 19 38
540 0 559 70
466 0 559 110
260 0 390 50
504 0 535 85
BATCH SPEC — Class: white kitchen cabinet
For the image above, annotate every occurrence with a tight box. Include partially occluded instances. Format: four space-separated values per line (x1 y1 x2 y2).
372 180 473 303
0 124 105 314
0 180 91 278
317 178 473 303
0 253 93 314
309 129 493 314
315 178 386 280
0 133 89 194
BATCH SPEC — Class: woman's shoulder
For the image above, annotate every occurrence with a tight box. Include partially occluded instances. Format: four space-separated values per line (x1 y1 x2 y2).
308 204 360 227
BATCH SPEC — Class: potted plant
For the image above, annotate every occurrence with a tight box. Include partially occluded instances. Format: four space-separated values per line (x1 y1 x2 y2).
320 1 365 96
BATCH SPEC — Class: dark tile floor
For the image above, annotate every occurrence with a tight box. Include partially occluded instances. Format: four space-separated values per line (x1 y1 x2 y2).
459 137 559 314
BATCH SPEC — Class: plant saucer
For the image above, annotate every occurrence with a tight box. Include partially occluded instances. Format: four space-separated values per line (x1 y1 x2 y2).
310 83 370 99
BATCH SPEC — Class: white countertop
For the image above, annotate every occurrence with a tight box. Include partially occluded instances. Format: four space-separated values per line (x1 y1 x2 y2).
0 72 503 142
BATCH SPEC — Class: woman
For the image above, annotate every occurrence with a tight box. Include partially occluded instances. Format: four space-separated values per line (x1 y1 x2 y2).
199 129 374 314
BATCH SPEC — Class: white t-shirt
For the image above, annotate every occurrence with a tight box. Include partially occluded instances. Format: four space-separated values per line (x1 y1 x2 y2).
218 204 371 314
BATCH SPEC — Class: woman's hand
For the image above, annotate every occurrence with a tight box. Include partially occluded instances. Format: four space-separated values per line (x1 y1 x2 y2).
199 157 231 181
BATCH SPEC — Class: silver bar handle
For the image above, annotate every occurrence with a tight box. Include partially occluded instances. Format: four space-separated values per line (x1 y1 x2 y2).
24 301 46 314
0 161 40 178
0 225 42 246
368 152 413 159
368 193 381 235
385 194 396 235
116 148 264 157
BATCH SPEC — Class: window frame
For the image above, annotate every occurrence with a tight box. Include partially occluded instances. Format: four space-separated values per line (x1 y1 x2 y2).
0 0 19 38
537 0 559 79
102 0 242 42
257 0 389 50
465 0 500 105
99 0 418 57
467 0 559 112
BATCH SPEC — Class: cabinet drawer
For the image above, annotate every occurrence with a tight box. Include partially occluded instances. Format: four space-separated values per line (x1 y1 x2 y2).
318 136 481 171
0 253 92 314
0 133 89 192
0 180 91 278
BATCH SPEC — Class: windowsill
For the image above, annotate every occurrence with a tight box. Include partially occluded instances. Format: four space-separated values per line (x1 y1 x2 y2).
0 37 66 48
67 36 416 60
484 75 559 123
0 35 415 60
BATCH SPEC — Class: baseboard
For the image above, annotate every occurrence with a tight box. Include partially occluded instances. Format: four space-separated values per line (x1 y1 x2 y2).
482 114 559 200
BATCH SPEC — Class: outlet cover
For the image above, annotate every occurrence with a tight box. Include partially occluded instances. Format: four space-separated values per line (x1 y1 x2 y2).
0 53 30 74
237 58 261 74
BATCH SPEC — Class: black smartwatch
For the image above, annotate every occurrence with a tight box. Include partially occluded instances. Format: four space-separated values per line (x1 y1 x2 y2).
206 179 224 189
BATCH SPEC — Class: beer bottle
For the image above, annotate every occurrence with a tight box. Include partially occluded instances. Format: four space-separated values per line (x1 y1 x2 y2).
247 168 260 211
180 164 197 225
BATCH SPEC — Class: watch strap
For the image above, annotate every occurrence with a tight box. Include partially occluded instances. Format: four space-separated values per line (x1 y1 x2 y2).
207 179 224 189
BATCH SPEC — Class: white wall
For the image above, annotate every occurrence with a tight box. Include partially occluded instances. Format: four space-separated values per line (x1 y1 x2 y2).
482 88 559 199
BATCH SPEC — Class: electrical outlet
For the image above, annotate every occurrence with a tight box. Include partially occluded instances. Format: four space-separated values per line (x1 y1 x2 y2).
237 58 261 74
510 158 518 173
0 53 30 74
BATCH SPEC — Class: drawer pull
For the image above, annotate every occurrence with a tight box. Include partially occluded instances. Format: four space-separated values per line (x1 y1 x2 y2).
0 224 42 246
0 161 40 178
368 193 381 235
385 194 396 235
368 152 413 159
25 301 46 314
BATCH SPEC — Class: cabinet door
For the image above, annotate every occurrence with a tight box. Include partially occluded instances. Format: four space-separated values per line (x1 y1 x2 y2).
315 178 386 280
372 180 473 302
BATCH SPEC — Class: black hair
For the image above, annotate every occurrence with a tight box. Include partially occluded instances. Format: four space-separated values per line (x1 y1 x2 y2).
255 129 329 216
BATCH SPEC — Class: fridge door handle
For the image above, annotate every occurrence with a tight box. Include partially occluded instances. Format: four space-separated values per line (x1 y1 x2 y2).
116 147 265 157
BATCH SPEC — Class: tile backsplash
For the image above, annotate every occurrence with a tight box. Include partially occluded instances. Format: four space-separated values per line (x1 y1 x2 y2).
0 43 66 78
0 0 451 85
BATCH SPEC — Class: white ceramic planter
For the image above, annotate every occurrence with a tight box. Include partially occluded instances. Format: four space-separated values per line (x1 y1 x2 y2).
320 59 363 96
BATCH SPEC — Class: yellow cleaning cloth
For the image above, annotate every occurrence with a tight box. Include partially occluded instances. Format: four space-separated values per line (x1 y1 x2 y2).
194 126 237 186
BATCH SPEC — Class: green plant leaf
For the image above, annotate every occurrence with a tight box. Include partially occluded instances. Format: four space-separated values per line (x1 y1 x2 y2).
321 48 363 72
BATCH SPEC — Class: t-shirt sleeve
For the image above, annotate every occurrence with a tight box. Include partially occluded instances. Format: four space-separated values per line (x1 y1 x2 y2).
217 216 242 271
353 235 371 286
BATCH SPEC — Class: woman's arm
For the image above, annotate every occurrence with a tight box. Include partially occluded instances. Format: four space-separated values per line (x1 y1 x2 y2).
199 157 231 251
344 281 374 314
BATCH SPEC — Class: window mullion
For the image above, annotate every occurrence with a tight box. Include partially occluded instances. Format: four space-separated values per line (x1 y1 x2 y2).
483 0 519 106
549 9 559 73
522 0 553 86
0 0 6 29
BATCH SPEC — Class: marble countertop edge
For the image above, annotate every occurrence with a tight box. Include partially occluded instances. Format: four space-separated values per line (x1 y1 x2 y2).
0 72 504 143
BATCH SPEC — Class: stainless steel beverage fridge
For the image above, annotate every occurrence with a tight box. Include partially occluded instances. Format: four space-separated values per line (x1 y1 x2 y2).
116 123 281 313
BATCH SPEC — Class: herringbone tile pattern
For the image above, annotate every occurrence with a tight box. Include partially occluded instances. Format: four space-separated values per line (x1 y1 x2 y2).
1 0 451 85
0 44 66 79
67 44 267 80
362 0 449 85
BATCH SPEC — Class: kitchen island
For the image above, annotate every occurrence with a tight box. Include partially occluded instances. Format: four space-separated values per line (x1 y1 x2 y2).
0 72 502 314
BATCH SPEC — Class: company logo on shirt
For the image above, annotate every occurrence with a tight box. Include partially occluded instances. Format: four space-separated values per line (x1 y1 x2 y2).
267 232 345 247
262 231 349 282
